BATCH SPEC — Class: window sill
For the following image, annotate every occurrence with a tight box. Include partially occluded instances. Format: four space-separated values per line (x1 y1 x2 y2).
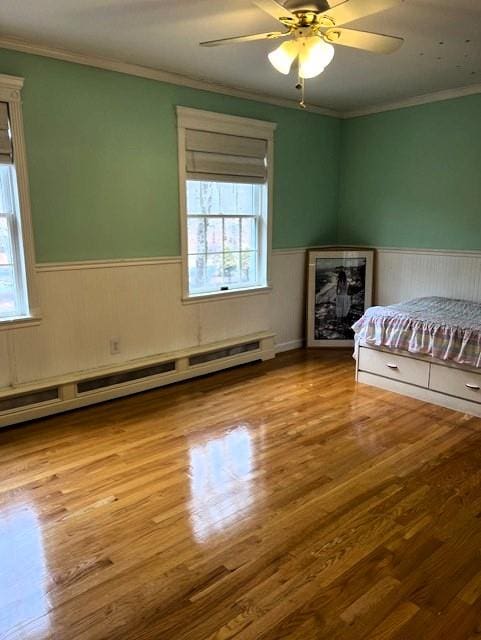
0 314 42 331
182 285 272 304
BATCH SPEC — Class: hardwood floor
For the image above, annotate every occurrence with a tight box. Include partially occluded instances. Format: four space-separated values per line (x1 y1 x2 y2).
2 349 481 639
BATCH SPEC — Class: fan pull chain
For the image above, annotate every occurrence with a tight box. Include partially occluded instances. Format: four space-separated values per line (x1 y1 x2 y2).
296 76 306 109
300 79 306 109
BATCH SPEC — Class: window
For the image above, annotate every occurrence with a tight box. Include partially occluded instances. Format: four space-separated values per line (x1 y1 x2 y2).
186 181 266 295
0 75 38 326
177 107 276 300
0 164 28 319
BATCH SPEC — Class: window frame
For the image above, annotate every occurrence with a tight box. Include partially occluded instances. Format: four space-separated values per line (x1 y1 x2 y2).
0 74 39 329
177 106 276 303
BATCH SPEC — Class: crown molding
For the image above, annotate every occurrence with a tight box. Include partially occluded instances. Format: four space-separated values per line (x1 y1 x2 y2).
342 83 481 119
1 34 479 122
0 34 341 118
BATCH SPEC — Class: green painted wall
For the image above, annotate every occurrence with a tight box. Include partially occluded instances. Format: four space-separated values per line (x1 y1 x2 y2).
0 48 341 262
338 95 481 250
3 47 479 260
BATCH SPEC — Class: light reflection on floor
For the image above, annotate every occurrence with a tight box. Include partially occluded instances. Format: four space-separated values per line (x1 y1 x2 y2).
0 505 51 639
188 426 255 542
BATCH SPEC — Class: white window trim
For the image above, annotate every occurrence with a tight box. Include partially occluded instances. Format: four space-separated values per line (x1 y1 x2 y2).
0 74 40 329
176 106 276 303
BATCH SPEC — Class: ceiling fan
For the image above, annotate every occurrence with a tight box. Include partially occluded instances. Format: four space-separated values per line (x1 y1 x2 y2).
200 0 404 106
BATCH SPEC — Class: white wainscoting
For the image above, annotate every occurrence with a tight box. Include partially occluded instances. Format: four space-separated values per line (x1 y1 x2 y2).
0 334 11 388
0 249 307 390
375 248 481 306
4 245 476 394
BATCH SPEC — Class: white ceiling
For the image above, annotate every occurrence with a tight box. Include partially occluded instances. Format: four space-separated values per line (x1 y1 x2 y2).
0 0 480 112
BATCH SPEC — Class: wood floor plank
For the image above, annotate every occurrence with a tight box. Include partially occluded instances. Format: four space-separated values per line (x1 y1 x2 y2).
1 349 481 639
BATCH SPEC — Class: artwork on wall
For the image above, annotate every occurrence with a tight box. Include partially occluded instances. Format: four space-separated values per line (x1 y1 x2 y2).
306 249 374 347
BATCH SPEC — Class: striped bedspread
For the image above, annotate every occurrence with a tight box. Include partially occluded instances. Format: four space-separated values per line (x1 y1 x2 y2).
352 296 481 368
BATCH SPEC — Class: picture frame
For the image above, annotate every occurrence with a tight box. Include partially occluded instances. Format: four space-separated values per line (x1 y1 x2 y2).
306 249 374 348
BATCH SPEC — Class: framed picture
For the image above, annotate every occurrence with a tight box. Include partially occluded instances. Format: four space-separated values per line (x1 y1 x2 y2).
307 249 374 347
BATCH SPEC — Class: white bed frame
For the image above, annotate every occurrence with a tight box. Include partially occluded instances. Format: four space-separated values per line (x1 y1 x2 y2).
356 344 481 418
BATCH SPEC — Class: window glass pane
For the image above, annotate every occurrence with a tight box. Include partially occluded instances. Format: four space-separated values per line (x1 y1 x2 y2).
187 181 262 216
241 251 257 285
0 216 14 265
187 218 205 255
223 218 240 252
188 255 206 293
223 252 240 284
206 253 223 290
0 166 14 214
206 218 223 254
0 115 31 321
0 265 16 317
185 178 267 295
241 218 256 251
186 181 212 215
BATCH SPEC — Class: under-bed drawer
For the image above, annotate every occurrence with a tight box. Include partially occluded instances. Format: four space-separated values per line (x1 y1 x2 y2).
358 347 430 387
429 364 481 404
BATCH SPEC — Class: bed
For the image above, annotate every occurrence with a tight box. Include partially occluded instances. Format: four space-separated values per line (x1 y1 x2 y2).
353 296 481 417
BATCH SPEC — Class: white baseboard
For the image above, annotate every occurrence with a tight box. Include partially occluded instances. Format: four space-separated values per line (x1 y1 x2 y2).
275 339 304 353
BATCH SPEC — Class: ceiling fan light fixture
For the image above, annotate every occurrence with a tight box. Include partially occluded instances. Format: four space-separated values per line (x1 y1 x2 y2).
268 39 299 74
298 36 335 79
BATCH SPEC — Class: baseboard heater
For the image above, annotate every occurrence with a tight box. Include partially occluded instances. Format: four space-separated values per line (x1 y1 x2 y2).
77 361 177 394
0 387 59 412
188 340 260 366
0 331 275 428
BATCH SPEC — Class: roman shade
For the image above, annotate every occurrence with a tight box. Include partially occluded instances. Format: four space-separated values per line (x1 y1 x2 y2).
185 129 267 184
0 102 13 165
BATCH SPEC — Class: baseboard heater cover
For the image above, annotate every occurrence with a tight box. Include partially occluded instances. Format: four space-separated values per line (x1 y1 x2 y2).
77 361 176 393
0 332 275 428
188 340 260 366
0 387 59 412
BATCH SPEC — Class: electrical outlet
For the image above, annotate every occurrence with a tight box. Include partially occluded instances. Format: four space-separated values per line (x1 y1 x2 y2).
110 337 121 355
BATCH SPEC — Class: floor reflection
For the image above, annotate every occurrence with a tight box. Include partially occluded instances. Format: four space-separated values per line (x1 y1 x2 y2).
189 426 254 542
0 504 51 638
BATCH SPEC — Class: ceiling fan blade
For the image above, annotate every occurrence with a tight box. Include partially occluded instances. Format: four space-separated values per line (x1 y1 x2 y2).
252 0 297 23
200 30 290 47
324 27 404 54
322 0 403 27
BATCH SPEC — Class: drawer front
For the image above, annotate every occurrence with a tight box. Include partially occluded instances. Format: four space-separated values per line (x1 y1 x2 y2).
429 364 481 404
358 347 430 387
